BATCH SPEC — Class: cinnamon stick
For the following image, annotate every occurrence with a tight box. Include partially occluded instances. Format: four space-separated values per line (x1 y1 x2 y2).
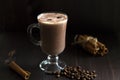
72 35 108 56
8 61 31 80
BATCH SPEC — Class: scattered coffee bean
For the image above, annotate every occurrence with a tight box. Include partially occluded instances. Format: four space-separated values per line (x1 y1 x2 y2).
64 72 67 75
71 76 74 79
71 73 75 76
93 74 97 78
52 65 97 80
92 70 96 73
56 74 60 78
86 70 90 74
83 78 87 80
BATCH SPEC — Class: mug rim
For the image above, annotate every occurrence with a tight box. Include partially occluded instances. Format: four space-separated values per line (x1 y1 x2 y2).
37 12 68 24
37 11 68 19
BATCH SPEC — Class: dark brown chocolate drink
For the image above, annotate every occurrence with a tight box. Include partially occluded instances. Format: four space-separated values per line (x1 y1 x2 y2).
37 12 68 55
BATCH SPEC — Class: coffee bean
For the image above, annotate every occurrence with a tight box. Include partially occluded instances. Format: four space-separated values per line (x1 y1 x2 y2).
73 68 77 72
77 77 81 80
56 74 60 78
64 68 68 72
86 70 90 74
92 70 96 73
64 72 67 75
91 76 94 79
71 75 75 79
78 68 82 72
82 78 86 80
51 66 97 80
81 74 85 78
93 74 97 78
82 69 86 73
71 73 75 76
85 76 91 80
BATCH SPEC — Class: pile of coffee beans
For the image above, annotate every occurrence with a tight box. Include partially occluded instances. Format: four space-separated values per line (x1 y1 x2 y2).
53 66 97 80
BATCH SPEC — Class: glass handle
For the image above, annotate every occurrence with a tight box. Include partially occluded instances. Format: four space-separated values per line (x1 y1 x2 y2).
27 23 41 46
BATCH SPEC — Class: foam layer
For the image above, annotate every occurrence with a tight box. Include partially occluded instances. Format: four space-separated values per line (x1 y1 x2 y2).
37 13 68 24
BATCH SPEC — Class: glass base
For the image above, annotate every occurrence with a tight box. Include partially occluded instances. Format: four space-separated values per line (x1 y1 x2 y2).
39 55 66 73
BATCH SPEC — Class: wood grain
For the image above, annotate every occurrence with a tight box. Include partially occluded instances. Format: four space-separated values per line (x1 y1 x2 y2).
0 32 120 80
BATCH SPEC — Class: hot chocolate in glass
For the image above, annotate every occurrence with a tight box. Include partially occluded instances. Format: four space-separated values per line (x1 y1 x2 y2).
28 12 68 73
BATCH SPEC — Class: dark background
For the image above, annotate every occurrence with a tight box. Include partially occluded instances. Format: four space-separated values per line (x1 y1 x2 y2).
0 0 120 34
0 0 120 80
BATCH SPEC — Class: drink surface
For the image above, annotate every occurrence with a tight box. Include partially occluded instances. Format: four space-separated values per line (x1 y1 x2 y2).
37 13 68 24
37 12 68 55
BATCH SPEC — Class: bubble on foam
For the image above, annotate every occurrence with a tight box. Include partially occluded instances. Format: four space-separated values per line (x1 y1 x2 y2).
56 16 62 19
47 18 52 21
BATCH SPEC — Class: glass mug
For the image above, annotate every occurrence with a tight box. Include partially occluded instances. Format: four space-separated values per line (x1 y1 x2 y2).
27 12 68 73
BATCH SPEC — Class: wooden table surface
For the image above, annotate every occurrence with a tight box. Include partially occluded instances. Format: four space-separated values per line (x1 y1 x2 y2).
0 32 120 80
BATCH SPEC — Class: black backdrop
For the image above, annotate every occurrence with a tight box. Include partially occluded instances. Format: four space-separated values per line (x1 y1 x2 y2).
0 0 120 34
